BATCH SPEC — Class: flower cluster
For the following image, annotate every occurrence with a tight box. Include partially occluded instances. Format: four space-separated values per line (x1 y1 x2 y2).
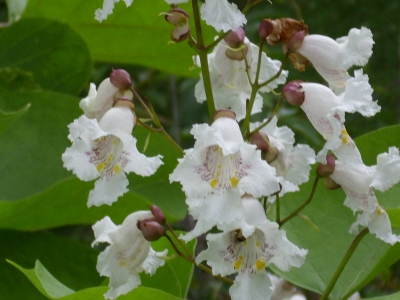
59 1 400 300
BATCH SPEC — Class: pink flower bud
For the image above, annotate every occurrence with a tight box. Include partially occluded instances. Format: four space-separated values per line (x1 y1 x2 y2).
282 81 305 106
258 19 274 40
110 69 132 91
150 205 166 225
137 220 166 242
287 30 306 52
224 27 245 48
316 154 336 177
213 109 236 121
250 132 270 152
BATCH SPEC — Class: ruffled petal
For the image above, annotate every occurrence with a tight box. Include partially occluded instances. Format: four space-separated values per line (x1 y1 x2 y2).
141 248 168 275
88 172 129 207
95 0 133 23
92 216 119 246
200 0 246 32
372 147 400 191
230 272 273 300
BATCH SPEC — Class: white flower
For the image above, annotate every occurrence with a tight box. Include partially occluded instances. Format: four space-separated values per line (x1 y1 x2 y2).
170 112 279 241
329 147 400 244
195 39 287 121
62 100 163 207
283 71 380 163
95 0 133 23
196 197 307 300
92 212 167 299
165 0 187 3
250 117 315 200
269 273 306 300
296 27 374 91
200 0 246 32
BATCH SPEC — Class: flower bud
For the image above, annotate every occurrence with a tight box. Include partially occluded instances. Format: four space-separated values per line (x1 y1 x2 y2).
164 8 190 42
258 19 274 40
324 177 341 190
287 30 306 52
213 109 236 121
264 19 282 46
224 27 248 61
110 69 132 91
316 154 335 178
150 205 166 225
250 132 270 152
137 220 166 242
264 146 279 164
282 81 305 106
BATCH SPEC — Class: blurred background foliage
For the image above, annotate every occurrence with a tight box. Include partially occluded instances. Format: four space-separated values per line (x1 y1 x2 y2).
0 0 399 299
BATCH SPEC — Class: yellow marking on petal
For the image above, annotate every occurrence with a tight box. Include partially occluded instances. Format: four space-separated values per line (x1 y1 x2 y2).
377 207 384 215
256 241 260 248
210 179 218 189
217 164 221 169
230 176 239 187
107 153 114 161
113 139 117 145
113 165 121 173
234 256 243 270
341 129 349 144
96 163 105 172
255 259 265 271
243 240 247 246
119 261 127 267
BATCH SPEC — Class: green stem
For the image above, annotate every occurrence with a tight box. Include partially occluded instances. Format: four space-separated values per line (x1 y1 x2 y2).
242 0 263 14
275 194 280 223
165 223 192 257
192 0 215 119
320 228 369 300
246 96 283 138
131 88 184 154
243 39 265 135
258 52 289 88
165 234 193 262
205 31 230 52
279 177 319 226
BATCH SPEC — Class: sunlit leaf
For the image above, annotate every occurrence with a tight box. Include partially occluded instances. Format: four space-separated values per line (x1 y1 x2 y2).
22 0 216 77
0 18 92 94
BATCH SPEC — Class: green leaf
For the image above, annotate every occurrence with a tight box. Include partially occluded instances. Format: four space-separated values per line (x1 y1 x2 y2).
0 87 186 221
0 18 92 94
0 230 101 300
7 260 74 299
57 287 181 300
387 208 400 228
141 231 196 299
270 125 400 300
22 0 216 77
365 291 400 300
5 0 28 22
0 102 30 135
0 67 39 91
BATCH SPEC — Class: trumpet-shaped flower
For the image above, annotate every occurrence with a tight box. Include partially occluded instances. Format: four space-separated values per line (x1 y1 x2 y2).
200 0 246 32
92 211 167 299
195 37 287 120
296 27 374 91
62 100 163 207
282 70 379 162
170 111 280 241
250 117 315 200
95 0 133 22
328 147 400 244
196 196 307 300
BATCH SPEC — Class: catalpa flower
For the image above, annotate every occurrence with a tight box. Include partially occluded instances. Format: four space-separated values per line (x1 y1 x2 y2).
282 70 380 162
321 148 400 244
62 99 163 207
293 27 374 91
195 29 287 120
196 196 307 300
170 110 279 241
92 211 167 299
95 0 133 23
250 116 315 200
200 0 246 32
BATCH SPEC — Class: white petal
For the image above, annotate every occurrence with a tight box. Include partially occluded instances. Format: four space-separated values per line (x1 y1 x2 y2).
141 248 168 275
230 272 273 300
99 106 135 134
95 0 133 23
165 0 187 3
367 207 400 245
372 147 400 191
340 27 374 69
88 172 129 207
92 216 119 246
200 0 246 32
